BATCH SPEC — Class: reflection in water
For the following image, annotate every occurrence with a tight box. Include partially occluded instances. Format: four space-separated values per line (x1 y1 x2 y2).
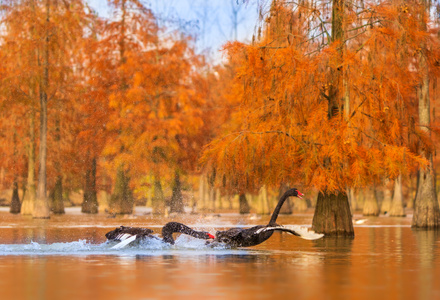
413 229 440 300
313 237 353 300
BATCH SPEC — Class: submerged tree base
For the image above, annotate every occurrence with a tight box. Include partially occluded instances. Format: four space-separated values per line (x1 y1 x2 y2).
412 168 440 229
312 191 355 237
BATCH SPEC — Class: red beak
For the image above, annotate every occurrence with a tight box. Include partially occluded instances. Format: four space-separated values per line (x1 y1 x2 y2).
297 191 304 199
207 233 215 239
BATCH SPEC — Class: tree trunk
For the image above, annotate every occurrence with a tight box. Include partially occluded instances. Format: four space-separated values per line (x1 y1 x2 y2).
10 181 21 214
10 132 21 214
413 157 440 228
293 197 308 212
412 32 440 228
109 166 134 214
21 140 36 215
239 193 250 214
216 188 222 210
198 175 204 211
170 172 184 213
257 185 268 214
33 0 51 219
380 180 392 215
50 175 64 214
278 183 292 214
389 174 406 217
82 158 98 214
363 188 379 216
50 117 64 215
312 191 354 237
311 0 352 237
152 177 165 215
348 188 357 212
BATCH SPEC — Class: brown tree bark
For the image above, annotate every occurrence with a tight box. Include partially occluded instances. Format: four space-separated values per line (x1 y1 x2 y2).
81 158 98 214
10 181 21 214
152 176 165 215
412 19 440 227
50 175 65 214
239 193 250 214
311 0 354 237
50 117 64 214
312 191 354 237
109 165 134 214
413 158 440 227
170 172 184 213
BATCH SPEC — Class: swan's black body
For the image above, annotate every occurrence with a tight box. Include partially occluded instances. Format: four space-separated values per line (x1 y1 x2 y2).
212 188 304 248
105 222 214 246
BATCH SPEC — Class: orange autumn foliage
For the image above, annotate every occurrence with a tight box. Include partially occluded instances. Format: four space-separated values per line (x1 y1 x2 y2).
201 0 437 194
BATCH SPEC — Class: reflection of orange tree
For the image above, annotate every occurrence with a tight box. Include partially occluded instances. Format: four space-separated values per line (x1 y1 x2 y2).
202 0 436 236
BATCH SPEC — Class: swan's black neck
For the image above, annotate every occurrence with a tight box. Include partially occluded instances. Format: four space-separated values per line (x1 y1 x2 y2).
162 222 207 244
268 192 291 226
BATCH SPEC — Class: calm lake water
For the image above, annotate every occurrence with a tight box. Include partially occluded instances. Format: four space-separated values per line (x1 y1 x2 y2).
0 208 439 300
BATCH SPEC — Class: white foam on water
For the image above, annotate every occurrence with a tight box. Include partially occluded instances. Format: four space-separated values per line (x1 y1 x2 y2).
0 235 232 256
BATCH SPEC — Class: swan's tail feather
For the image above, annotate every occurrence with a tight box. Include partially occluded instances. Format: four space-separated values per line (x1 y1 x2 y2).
282 225 324 240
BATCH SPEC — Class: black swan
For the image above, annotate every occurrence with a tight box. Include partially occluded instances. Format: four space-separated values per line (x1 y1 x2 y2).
106 222 215 249
210 188 323 247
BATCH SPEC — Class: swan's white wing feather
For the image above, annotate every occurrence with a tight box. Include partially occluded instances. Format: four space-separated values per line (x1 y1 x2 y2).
111 235 137 249
283 225 324 240
256 225 324 240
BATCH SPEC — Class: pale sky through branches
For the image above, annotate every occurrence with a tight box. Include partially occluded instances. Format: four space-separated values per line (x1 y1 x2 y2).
86 0 263 63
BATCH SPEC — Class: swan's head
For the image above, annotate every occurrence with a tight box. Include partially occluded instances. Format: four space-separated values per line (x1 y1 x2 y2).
285 188 304 198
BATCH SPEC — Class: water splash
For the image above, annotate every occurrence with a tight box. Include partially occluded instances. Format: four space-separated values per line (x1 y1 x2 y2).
0 235 233 256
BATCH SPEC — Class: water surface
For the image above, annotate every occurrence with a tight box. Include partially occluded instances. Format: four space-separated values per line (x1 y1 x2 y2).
0 209 438 300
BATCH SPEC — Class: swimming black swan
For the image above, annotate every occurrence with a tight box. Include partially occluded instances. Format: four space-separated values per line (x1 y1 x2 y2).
106 222 215 249
210 188 323 247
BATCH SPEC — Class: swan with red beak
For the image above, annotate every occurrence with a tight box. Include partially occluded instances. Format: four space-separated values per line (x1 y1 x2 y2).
210 188 323 248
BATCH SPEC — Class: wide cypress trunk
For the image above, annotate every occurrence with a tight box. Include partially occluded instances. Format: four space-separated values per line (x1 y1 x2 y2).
412 158 440 228
239 193 250 214
109 166 134 214
81 158 98 214
10 181 21 214
170 172 184 213
50 176 65 214
312 191 354 237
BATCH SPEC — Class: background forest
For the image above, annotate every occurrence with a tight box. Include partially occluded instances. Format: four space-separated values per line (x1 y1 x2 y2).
0 0 439 236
